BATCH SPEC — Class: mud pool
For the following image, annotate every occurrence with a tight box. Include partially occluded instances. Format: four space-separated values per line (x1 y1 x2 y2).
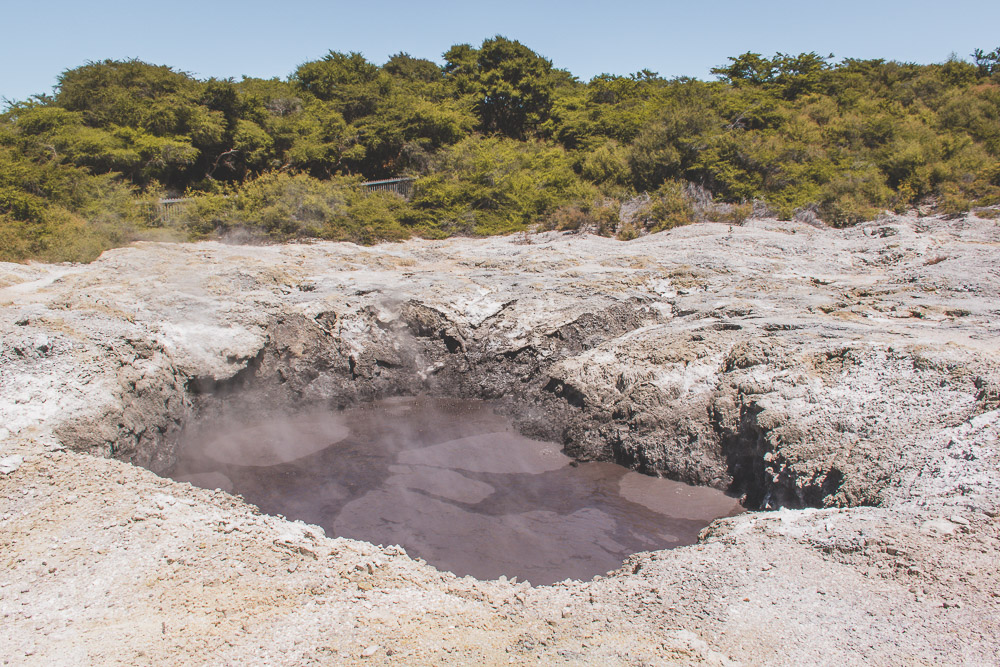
169 396 743 584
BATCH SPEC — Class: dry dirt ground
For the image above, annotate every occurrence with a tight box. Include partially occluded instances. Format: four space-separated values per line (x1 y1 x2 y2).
1 213 999 665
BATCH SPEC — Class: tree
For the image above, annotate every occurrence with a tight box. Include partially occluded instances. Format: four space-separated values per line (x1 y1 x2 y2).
384 53 443 83
475 37 554 138
711 53 777 87
972 47 1000 78
712 52 833 99
55 59 201 132
284 100 351 177
442 43 479 95
771 52 833 98
444 37 555 139
293 52 388 122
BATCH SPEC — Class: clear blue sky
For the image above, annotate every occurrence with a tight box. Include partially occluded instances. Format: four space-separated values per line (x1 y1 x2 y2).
3 0 998 103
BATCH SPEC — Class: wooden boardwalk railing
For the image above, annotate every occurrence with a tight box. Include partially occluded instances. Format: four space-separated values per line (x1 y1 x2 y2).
137 197 191 226
358 177 415 198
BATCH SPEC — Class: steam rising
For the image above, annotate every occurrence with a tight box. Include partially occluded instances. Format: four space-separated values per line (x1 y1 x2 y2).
201 411 350 467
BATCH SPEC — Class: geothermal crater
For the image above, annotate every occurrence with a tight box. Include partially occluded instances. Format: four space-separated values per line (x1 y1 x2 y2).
153 284 750 586
169 395 741 584
2 214 999 665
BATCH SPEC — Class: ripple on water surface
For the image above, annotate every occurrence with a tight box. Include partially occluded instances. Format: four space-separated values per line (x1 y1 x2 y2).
171 396 743 585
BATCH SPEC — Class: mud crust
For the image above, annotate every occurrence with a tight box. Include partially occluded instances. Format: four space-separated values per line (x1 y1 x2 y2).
3 213 1000 665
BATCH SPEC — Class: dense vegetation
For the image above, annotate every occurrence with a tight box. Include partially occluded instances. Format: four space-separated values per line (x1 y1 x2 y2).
2 38 999 262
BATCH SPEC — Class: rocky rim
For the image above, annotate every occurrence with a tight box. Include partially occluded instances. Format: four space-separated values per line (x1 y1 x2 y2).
1 213 998 665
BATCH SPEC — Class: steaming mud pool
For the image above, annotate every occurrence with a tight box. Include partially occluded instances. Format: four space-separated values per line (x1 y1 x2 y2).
170 396 742 585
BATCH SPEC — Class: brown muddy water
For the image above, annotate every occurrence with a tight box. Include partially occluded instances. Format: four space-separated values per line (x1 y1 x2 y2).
170 396 743 585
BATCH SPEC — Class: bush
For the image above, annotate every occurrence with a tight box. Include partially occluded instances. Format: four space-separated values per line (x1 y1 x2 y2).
936 185 973 217
645 181 695 231
163 172 426 245
545 205 592 231
9 44 1000 262
0 207 117 263
411 136 595 236
817 165 893 226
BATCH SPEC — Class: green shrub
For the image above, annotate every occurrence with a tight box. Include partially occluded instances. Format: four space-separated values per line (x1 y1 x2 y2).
334 189 412 243
0 207 118 263
818 165 893 226
412 135 595 235
578 140 631 189
937 184 974 217
592 201 621 236
8 44 1000 262
645 181 695 231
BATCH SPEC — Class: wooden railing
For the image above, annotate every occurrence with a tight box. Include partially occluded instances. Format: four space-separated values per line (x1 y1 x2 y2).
137 197 192 226
358 177 415 199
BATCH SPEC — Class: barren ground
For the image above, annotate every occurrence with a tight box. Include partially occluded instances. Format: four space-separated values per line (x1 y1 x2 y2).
2 213 999 665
